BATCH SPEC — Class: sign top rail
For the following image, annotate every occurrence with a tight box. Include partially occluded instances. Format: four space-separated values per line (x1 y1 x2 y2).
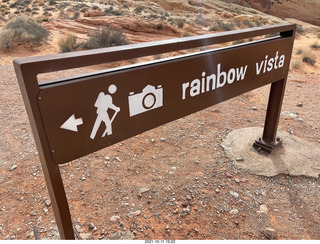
14 23 295 74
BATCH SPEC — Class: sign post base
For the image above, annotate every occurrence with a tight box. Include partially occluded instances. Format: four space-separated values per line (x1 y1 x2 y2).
253 137 283 153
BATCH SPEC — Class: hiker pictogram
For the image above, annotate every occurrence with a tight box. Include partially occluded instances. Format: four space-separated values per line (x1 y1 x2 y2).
90 84 120 139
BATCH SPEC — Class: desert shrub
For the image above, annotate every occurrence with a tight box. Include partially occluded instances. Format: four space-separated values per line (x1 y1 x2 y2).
302 56 316 65
0 15 49 51
242 19 255 28
0 29 15 51
134 6 143 14
58 34 82 53
296 49 303 55
83 27 129 50
177 19 185 29
311 42 320 50
156 23 163 30
69 11 80 20
296 25 306 35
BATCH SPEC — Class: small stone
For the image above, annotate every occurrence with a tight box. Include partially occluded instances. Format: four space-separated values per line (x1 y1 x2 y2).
128 210 141 217
263 228 277 240
151 139 156 143
110 215 121 223
297 102 303 107
226 172 232 178
10 165 17 171
138 187 150 195
160 138 166 141
215 188 220 193
80 175 86 181
79 233 93 240
88 222 95 230
229 191 239 198
181 201 189 207
115 157 121 162
252 106 257 110
43 208 49 214
104 156 110 161
44 199 51 207
229 209 239 215
236 157 244 162
257 204 268 214
30 212 36 216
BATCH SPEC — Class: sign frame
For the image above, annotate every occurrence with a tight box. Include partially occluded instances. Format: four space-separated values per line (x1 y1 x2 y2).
14 23 296 239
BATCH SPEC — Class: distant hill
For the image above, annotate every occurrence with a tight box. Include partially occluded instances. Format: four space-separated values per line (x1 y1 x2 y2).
222 0 320 26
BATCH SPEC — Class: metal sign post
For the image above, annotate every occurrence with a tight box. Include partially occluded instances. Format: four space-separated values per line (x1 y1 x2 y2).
14 24 296 239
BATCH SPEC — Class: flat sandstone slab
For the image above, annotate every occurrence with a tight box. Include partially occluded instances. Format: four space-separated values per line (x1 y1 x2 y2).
221 127 320 178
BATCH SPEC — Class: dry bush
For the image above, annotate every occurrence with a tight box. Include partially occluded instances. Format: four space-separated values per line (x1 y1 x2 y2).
0 15 49 51
58 34 83 53
311 42 320 50
83 27 129 50
301 51 316 65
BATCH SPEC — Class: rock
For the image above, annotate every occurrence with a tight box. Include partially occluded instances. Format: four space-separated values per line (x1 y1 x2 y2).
43 208 48 214
44 199 51 207
80 175 86 181
257 204 268 214
110 215 121 223
79 233 93 240
138 187 150 195
83 10 105 17
160 137 166 141
128 210 141 217
297 102 303 107
181 201 189 207
88 222 95 230
263 228 277 239
108 231 134 240
229 209 239 215
104 156 110 161
10 165 17 171
236 157 244 162
229 191 239 198
252 106 258 110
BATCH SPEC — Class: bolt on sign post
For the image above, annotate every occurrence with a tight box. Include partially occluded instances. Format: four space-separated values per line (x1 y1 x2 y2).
14 23 296 239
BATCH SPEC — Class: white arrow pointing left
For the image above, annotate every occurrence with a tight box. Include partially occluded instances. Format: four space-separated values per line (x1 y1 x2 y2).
60 114 83 132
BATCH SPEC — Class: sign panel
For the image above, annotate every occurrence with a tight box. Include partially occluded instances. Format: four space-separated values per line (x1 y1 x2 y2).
37 38 292 164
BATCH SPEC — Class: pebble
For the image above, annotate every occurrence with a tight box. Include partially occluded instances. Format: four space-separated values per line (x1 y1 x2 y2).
128 210 141 217
104 156 110 161
44 199 51 207
138 187 150 195
252 106 257 110
257 204 268 214
10 165 17 171
236 157 244 162
263 228 277 239
80 175 86 181
229 209 239 215
88 222 95 229
115 157 121 162
160 138 166 141
297 102 303 107
229 191 239 198
110 215 121 223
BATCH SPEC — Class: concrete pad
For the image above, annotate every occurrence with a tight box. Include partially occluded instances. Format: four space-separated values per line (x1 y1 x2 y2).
221 127 320 178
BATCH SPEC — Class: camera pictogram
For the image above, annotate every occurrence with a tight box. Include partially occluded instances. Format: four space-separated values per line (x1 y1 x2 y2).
128 85 163 117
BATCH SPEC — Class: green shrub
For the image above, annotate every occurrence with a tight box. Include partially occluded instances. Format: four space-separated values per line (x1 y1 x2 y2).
83 27 129 50
0 15 49 51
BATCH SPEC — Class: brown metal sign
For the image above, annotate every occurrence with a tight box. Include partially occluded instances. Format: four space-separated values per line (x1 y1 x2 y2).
14 24 296 239
38 38 292 164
